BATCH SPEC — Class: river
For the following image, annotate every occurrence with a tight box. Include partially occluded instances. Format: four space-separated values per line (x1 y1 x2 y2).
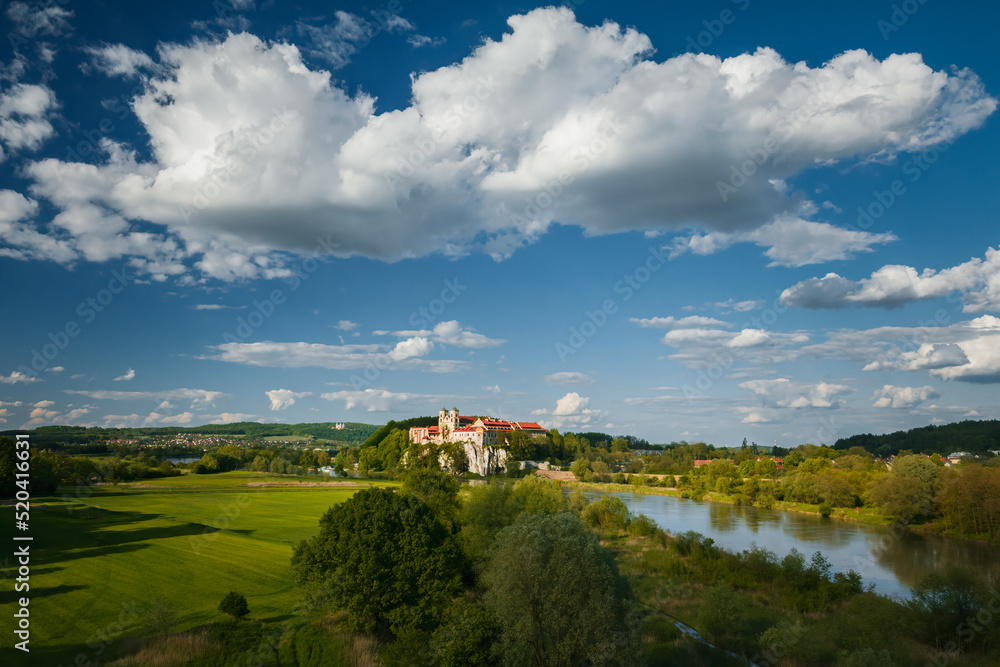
593 490 1000 599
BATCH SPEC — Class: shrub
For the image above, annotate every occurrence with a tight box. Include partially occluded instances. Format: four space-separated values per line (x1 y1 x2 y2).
581 495 631 531
697 581 749 643
627 513 658 537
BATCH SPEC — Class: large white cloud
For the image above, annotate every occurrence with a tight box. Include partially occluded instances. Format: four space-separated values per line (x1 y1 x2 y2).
669 216 897 267
872 385 939 409
265 388 312 410
629 315 731 329
204 339 464 372
64 387 227 406
805 315 1000 383
781 247 1000 311
319 388 454 412
740 378 853 409
531 391 605 428
390 320 505 349
6 8 994 279
657 325 808 369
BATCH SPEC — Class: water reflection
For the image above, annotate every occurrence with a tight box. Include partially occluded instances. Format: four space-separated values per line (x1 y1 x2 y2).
587 490 1000 598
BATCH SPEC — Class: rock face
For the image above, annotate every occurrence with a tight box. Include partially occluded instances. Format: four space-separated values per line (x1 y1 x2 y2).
463 441 508 476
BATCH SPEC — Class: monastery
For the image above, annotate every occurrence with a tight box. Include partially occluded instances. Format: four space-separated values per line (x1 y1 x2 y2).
409 408 547 475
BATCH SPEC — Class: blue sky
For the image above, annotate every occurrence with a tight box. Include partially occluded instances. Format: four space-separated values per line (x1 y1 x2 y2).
1 0 999 447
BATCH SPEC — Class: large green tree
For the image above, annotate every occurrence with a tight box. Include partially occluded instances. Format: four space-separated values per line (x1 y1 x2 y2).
483 512 642 666
291 488 463 637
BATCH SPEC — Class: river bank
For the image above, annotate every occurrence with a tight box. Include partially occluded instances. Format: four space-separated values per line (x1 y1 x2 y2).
550 477 1000 547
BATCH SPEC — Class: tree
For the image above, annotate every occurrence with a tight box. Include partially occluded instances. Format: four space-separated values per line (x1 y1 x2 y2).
756 457 778 477
218 592 250 620
299 450 318 468
483 512 642 666
428 598 497 666
590 459 611 482
316 451 330 467
865 475 932 523
249 455 268 472
698 581 750 642
892 454 940 484
442 442 469 474
402 468 461 530
357 446 379 474
504 430 535 461
291 488 463 637
460 477 567 563
570 457 591 482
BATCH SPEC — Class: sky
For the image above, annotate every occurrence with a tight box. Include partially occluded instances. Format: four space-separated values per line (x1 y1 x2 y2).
1 0 998 448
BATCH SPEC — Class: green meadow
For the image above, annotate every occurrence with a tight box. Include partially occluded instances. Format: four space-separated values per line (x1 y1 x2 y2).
1 472 393 665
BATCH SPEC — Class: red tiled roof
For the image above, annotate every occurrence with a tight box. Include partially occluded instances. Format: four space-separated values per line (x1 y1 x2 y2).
515 422 545 431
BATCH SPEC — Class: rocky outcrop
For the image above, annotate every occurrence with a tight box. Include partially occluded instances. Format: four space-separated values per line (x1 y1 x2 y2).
443 441 508 476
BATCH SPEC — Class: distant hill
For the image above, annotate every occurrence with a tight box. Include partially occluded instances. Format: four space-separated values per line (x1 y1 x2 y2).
834 419 1000 457
0 421 380 447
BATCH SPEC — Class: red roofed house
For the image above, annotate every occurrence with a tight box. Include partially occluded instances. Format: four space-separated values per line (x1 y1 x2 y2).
409 408 548 474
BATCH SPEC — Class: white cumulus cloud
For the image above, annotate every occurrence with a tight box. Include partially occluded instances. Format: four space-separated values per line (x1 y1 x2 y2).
266 389 312 410
872 385 939 409
740 378 853 409
7 9 993 279
781 247 1000 311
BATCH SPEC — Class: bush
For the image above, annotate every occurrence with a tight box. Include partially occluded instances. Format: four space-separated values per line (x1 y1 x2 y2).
672 531 717 559
819 502 833 517
627 513 658 537
581 495 631 531
218 592 249 620
697 581 749 642
612 472 627 485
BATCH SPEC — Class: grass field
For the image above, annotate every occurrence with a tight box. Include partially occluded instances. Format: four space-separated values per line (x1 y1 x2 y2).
1 472 395 665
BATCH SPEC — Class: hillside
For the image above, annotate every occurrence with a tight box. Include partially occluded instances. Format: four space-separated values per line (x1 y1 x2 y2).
0 421 380 446
834 419 1000 457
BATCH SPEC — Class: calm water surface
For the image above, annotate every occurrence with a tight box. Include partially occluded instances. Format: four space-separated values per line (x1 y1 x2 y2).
594 490 1000 598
